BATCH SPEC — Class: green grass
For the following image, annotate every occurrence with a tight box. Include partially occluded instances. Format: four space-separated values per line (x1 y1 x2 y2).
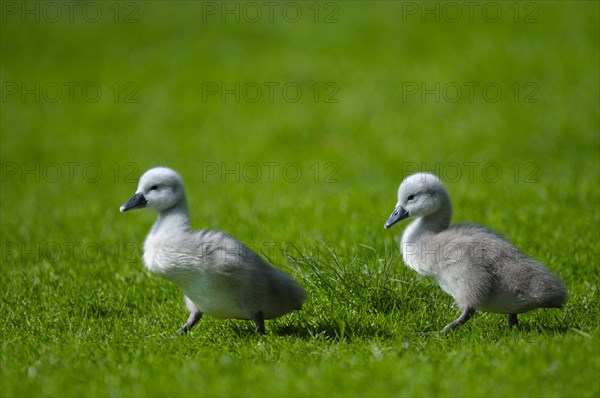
1 1 599 397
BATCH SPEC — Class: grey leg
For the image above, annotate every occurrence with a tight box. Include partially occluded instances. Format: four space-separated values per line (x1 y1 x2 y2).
508 313 518 328
177 311 203 335
254 311 266 335
442 307 476 333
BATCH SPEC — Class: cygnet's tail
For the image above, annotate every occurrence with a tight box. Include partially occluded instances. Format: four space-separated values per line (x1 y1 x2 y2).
537 272 568 309
263 269 308 319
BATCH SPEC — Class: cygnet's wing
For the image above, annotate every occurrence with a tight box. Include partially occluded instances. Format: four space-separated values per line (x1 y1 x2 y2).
191 230 307 319
435 223 566 312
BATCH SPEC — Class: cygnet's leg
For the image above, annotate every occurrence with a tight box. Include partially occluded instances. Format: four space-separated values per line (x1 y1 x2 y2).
253 311 266 335
508 313 518 328
177 311 203 335
441 307 476 333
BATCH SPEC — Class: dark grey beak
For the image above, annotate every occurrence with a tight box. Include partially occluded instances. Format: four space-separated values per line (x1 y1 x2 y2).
120 192 147 212
384 206 409 229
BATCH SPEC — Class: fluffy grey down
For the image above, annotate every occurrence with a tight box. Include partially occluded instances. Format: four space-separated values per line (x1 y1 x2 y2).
121 167 307 335
385 172 567 332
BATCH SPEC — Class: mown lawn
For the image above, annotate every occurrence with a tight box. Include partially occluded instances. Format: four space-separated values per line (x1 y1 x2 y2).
1 1 599 397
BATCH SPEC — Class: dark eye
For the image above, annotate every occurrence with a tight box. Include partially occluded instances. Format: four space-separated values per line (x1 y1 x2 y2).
149 185 158 191
407 194 415 201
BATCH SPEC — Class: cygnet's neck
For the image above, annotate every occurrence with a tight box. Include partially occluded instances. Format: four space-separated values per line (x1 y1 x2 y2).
150 200 191 236
402 196 452 245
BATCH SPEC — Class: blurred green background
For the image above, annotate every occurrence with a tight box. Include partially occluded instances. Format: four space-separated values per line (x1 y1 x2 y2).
1 1 599 397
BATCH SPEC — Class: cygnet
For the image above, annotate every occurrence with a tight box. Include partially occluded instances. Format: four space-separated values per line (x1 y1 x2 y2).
120 167 307 335
384 172 567 332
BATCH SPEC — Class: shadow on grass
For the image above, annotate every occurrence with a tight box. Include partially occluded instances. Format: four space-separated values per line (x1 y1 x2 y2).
218 317 396 341
410 323 570 338
152 315 572 343
426 313 572 337
510 322 570 335
269 319 396 341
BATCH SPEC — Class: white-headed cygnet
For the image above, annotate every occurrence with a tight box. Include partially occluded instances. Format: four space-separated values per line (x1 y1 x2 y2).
384 173 567 332
120 167 307 335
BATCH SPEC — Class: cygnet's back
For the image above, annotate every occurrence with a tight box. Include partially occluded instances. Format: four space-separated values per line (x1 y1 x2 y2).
384 172 567 332
121 167 307 335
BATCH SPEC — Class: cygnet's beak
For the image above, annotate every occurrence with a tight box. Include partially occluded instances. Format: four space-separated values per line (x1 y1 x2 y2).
120 192 147 212
384 206 409 229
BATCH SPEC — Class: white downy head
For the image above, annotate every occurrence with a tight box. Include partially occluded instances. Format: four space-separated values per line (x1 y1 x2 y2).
120 167 187 213
385 172 450 228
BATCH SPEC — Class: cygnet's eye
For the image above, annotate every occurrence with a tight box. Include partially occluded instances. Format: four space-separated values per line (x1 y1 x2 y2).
149 185 159 191
407 194 415 202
